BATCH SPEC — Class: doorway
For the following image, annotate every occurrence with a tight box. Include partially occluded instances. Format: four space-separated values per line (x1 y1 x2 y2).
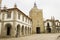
7 27 11 35
22 25 24 35
6 24 11 36
36 27 40 34
47 22 51 33
16 24 20 37
47 28 51 33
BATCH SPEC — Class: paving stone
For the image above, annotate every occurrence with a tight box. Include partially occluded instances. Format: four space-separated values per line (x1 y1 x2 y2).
0 33 60 40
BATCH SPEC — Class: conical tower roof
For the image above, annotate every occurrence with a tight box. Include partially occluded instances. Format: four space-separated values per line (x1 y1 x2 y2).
30 2 39 12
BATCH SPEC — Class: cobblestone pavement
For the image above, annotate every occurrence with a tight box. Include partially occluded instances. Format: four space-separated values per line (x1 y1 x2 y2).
0 33 60 40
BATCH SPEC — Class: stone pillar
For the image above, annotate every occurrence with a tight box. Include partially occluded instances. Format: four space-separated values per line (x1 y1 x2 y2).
22 26 25 36
19 26 21 36
26 27 28 36
28 27 29 35
25 27 27 36
30 28 31 35
1 6 7 37
12 9 17 37
21 26 25 36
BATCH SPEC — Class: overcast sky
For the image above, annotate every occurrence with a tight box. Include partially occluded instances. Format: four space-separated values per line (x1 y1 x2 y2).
1 0 60 20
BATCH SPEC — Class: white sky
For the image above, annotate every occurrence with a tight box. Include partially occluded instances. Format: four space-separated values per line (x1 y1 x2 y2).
1 0 60 20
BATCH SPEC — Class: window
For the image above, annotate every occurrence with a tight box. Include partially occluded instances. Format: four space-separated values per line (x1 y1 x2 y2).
18 13 20 19
29 20 30 24
27 19 28 23
25 17 27 22
28 20 29 23
7 11 11 18
26 18 28 22
22 15 24 21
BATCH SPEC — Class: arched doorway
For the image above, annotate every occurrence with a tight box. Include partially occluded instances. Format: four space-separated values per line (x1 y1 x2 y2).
22 25 24 35
16 24 20 37
47 22 50 28
28 27 29 34
25 27 27 35
47 22 51 33
47 28 51 33
36 27 40 34
30 28 31 34
5 23 11 36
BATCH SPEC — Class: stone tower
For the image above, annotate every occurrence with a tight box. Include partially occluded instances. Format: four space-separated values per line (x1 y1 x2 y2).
29 2 45 34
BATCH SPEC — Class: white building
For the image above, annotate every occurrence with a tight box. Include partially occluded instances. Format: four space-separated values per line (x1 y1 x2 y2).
44 17 60 33
0 4 32 37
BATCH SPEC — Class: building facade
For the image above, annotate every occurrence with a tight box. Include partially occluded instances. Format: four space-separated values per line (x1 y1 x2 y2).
44 17 60 33
0 4 32 37
29 3 45 34
0 0 60 38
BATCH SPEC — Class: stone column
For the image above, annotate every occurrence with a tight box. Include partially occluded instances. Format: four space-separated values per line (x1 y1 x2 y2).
12 9 17 37
1 9 7 37
22 26 25 36
20 26 22 36
26 27 28 36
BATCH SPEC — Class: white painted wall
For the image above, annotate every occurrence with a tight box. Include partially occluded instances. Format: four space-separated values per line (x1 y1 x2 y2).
0 9 32 36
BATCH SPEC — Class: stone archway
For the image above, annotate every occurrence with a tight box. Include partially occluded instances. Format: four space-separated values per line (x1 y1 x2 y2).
47 22 51 33
25 26 27 35
16 24 20 37
28 27 29 34
22 25 24 35
30 28 31 34
5 23 12 36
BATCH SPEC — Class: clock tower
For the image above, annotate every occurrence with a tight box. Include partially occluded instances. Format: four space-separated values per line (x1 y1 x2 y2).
29 2 45 33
